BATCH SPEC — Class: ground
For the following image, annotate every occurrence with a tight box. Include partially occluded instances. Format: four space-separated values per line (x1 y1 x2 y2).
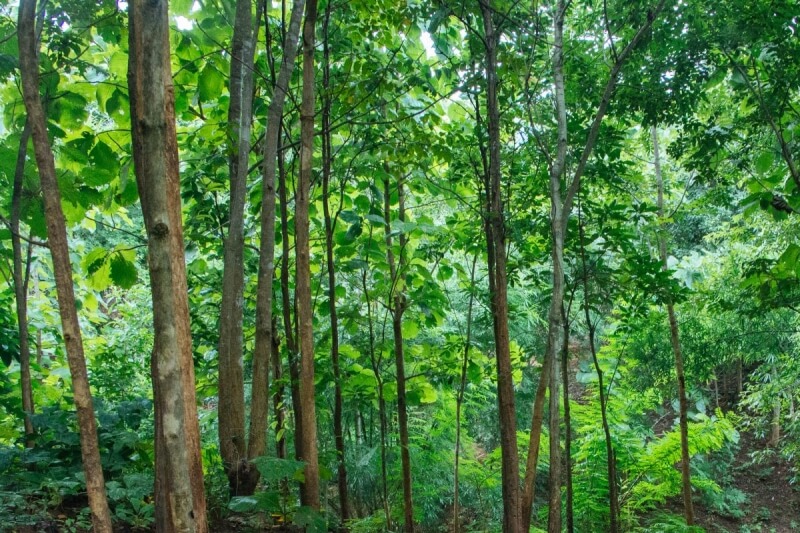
693 431 800 533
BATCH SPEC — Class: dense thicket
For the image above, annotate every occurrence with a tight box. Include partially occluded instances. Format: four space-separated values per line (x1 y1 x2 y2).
0 0 799 532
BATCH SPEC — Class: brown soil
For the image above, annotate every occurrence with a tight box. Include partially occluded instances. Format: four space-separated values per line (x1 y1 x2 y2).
694 431 800 533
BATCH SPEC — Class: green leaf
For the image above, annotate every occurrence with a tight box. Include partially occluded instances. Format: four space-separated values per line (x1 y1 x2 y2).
198 64 224 102
293 506 327 533
401 320 419 340
109 254 139 289
228 492 281 513
754 151 774 174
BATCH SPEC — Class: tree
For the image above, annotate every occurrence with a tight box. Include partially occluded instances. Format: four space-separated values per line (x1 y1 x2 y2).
128 0 207 530
653 126 694 524
296 0 321 509
17 1 113 530
479 4 521 531
217 0 262 496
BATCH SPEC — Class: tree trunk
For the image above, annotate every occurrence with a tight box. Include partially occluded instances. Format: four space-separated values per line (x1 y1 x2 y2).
561 306 573 533
272 319 287 459
11 119 36 447
769 363 781 447
129 1 210 530
218 0 261 495
652 126 694 525
296 0 320 508
17 2 113 530
321 1 349 519
253 0 305 477
384 176 414 533
363 270 390 528
579 218 620 533
454 255 478 533
278 129 303 462
521 357 550 529
479 4 522 531
546 4 569 531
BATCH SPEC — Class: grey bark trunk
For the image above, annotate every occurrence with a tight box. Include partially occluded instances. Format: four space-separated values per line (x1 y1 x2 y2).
218 0 261 495
252 0 305 483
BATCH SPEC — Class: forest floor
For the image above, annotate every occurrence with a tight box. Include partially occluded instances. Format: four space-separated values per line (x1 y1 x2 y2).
690 431 800 533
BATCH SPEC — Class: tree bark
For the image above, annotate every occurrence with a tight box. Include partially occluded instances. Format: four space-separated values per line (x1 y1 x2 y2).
253 0 305 479
321 1 349 519
479 4 522 531
384 176 414 533
652 126 694 525
218 0 261 495
546 4 569 531
296 0 320 508
11 119 36 447
17 2 113 530
128 1 209 530
561 305 573 533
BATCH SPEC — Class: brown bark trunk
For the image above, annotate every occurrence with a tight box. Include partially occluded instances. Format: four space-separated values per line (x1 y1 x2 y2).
11 119 36 446
653 126 694 525
297 0 320 508
521 356 549 529
479 4 521 531
218 0 260 496
321 2 349 519
253 0 305 475
129 1 209 530
17 2 113 531
384 176 414 532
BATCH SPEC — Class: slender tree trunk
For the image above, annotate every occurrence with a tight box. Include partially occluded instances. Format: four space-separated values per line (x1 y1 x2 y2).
479 4 521 531
561 306 574 533
296 0 320 508
253 0 305 476
454 255 478 533
272 319 287 459
218 0 260 495
321 2 349 519
384 176 414 532
769 363 781 446
17 2 113 530
129 1 210 530
652 126 694 525
278 130 303 461
546 4 569 531
363 270 390 527
578 218 620 533
11 120 35 447
523 4 667 529
521 358 550 529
